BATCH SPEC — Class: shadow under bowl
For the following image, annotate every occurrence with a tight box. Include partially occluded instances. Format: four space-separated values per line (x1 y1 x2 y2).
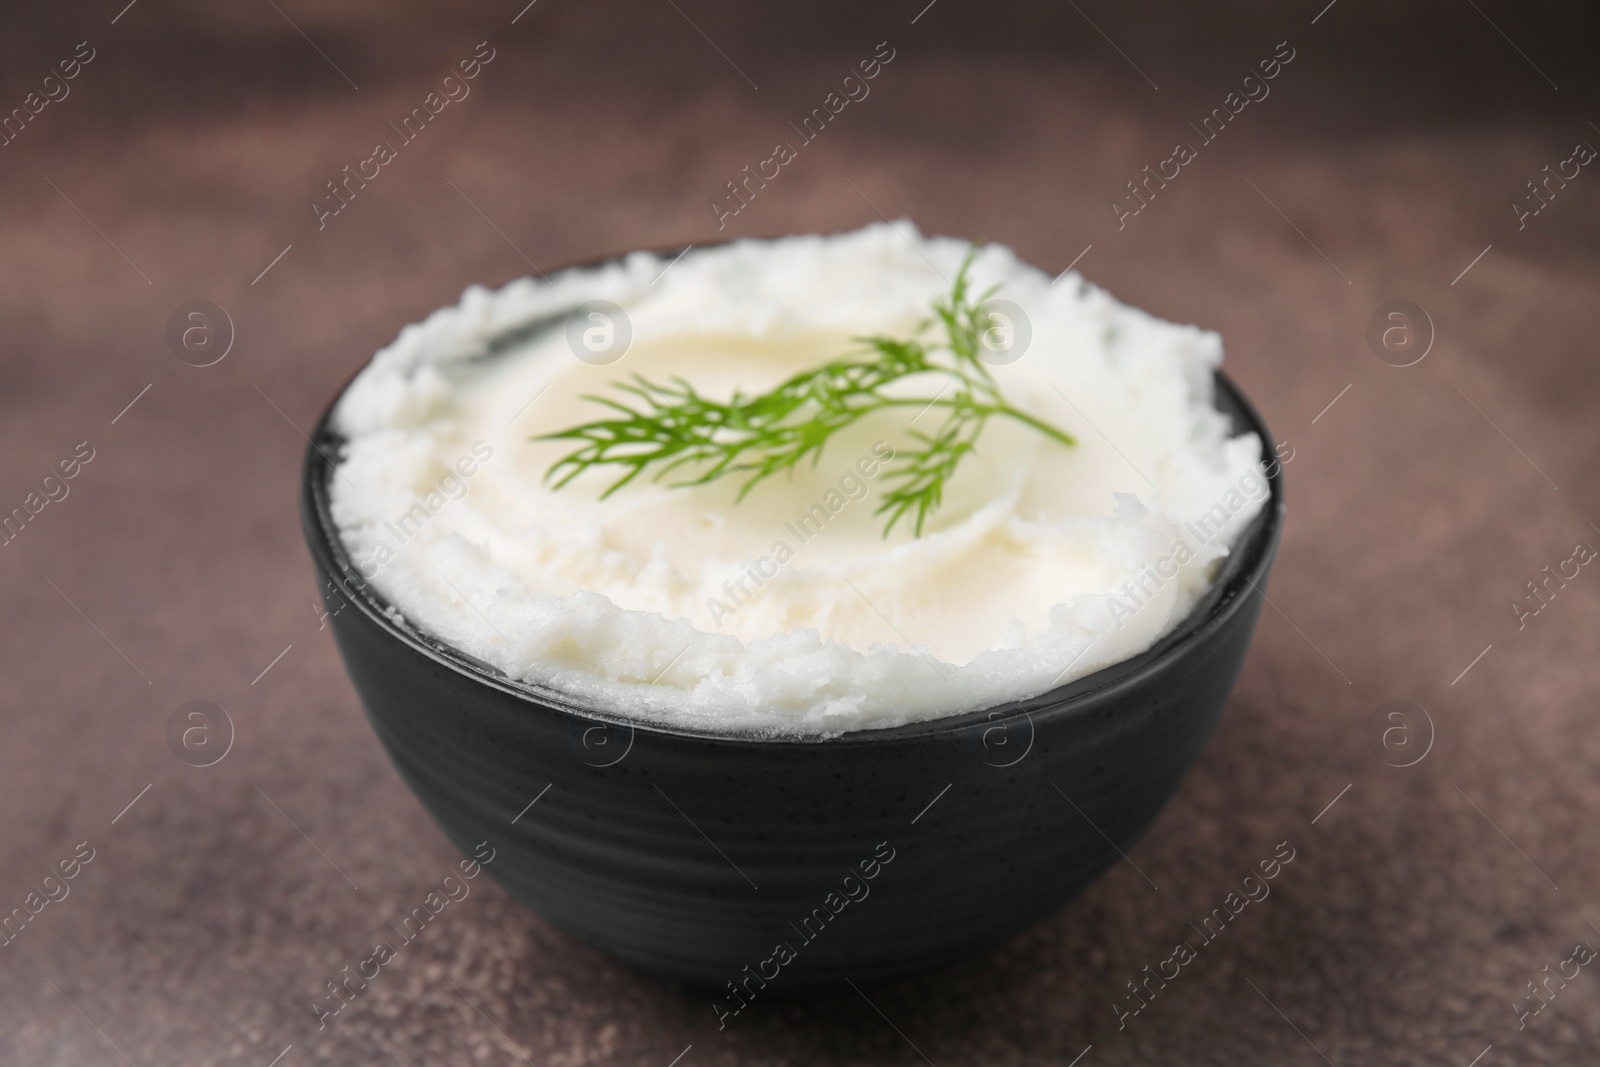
300 361 1283 996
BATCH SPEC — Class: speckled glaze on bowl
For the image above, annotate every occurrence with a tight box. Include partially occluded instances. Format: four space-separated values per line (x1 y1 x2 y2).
300 335 1283 995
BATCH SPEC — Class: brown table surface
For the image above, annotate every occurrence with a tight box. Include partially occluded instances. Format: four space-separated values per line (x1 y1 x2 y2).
4 1 1599 1063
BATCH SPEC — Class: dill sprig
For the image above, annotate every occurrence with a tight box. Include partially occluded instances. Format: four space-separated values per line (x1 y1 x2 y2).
539 250 1075 537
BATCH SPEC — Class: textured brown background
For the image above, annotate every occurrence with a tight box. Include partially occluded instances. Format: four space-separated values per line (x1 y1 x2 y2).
3 1 1600 1064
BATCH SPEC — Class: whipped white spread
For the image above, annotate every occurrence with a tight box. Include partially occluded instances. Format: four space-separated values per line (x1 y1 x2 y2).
328 223 1268 736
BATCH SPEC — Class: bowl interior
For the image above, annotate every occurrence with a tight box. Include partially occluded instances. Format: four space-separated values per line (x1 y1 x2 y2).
304 353 1283 747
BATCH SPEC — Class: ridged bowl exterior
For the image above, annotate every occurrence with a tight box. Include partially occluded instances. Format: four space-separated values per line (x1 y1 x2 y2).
300 370 1282 995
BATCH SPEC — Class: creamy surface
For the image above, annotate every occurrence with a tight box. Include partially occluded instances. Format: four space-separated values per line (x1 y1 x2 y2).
329 223 1268 736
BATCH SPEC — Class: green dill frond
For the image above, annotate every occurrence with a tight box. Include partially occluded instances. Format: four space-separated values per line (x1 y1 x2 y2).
539 248 1075 537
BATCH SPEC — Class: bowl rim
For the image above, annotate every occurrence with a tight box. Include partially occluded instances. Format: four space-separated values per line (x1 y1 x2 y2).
300 257 1285 749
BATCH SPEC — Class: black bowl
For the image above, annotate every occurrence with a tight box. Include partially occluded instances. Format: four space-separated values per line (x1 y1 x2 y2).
300 338 1283 1000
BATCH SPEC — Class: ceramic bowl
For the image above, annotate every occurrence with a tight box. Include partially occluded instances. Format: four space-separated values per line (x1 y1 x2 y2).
300 327 1283 997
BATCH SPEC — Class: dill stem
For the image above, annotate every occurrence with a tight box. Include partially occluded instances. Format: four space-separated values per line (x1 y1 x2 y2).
876 398 1076 448
994 405 1077 448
